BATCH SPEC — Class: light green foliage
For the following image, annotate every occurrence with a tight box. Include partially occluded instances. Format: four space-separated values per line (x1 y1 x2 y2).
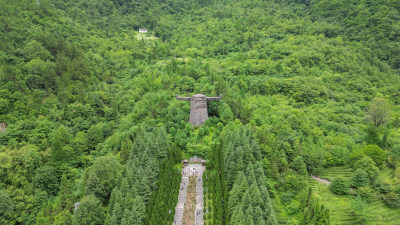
72 195 105 225
351 196 368 223
53 209 72 225
354 156 380 181
356 187 374 202
363 145 387 168
302 188 330 225
366 97 391 128
0 0 399 224
219 102 234 124
49 126 72 165
186 142 210 158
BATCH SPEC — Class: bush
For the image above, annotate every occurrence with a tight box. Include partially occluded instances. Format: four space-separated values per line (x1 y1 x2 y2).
384 192 400 208
363 145 386 168
330 177 348 195
375 181 393 194
356 187 374 203
351 169 369 189
354 156 379 181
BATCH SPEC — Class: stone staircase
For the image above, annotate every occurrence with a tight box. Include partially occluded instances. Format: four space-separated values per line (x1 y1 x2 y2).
173 161 205 225
173 176 188 225
195 175 204 225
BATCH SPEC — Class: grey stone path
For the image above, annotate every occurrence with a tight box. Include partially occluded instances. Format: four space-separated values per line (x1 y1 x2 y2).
173 161 205 225
195 175 204 225
173 176 188 225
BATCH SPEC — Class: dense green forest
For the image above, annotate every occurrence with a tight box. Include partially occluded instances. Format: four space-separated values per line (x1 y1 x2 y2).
1 0 400 224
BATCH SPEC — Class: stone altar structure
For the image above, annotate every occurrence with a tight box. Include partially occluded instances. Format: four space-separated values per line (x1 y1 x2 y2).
175 94 223 126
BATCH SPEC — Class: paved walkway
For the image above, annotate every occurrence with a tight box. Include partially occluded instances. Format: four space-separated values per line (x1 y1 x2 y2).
173 177 188 225
173 161 205 225
195 175 204 225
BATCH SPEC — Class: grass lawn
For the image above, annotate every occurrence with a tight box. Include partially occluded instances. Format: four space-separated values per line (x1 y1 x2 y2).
310 167 400 225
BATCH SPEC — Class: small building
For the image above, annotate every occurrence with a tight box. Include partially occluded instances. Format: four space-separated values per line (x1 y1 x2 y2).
202 160 206 166
138 28 148 33
183 159 188 166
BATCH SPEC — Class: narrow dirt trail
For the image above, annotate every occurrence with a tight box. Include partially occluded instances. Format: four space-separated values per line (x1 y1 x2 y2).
311 175 331 184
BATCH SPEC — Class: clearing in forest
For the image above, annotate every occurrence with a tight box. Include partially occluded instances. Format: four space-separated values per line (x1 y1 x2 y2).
135 33 158 40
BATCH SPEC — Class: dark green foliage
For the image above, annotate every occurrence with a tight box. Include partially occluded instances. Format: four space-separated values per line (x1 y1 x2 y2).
59 174 74 210
204 124 277 224
330 177 348 195
0 0 399 224
302 188 330 225
384 192 400 208
0 189 14 222
375 181 393 194
83 156 122 203
145 147 181 224
72 195 105 225
291 156 308 176
356 187 374 203
34 165 59 195
391 144 400 161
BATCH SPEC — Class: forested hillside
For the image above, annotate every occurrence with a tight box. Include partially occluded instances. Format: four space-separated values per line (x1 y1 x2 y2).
0 0 400 224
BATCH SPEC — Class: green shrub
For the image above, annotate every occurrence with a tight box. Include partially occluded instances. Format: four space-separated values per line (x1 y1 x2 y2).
356 187 374 203
384 192 400 208
351 169 369 189
330 177 348 195
375 181 393 194
354 156 380 181
363 145 386 168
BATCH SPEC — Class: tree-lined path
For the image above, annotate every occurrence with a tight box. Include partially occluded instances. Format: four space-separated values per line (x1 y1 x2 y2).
173 160 205 225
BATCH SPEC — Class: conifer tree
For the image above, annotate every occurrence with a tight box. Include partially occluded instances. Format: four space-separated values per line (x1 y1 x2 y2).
250 182 263 208
351 169 370 188
246 205 255 224
230 205 245 225
330 177 349 195
246 164 257 185
59 174 73 210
